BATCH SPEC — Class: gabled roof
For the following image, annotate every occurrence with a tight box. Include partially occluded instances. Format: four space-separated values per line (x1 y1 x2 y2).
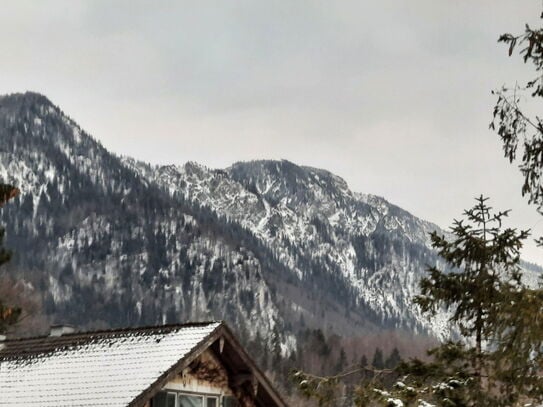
0 322 288 407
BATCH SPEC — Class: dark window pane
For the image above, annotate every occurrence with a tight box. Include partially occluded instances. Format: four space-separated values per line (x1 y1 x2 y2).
166 393 176 407
152 392 167 407
152 392 176 407
206 397 217 407
179 395 203 407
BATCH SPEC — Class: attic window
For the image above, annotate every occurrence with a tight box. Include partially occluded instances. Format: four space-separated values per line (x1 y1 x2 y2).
152 392 219 407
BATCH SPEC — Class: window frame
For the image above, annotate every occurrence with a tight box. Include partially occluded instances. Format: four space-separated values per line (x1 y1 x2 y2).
154 390 222 407
167 392 177 407
177 392 204 407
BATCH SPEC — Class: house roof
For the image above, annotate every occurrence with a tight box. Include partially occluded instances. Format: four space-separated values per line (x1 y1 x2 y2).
0 322 288 407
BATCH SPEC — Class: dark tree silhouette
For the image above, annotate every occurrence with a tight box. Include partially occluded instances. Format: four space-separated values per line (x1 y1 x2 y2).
0 183 21 333
491 14 543 229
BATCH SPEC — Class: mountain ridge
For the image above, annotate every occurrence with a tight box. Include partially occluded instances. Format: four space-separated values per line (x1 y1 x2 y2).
0 91 496 351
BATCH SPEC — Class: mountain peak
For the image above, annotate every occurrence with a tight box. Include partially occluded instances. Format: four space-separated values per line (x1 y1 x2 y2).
181 161 210 175
226 159 352 207
0 91 53 108
0 92 60 125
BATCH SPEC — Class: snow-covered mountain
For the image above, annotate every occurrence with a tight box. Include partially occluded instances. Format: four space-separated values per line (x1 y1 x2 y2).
0 92 457 353
127 159 451 338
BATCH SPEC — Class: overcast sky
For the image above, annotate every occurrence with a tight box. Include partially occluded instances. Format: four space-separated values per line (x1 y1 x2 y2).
1 1 543 262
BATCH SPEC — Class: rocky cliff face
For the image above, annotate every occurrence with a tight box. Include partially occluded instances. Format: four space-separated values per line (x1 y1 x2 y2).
0 92 462 351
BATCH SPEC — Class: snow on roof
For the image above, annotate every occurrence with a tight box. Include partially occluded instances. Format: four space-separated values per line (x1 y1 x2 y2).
0 322 221 407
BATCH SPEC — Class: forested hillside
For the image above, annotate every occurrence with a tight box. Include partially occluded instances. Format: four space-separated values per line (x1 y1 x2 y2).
0 92 497 397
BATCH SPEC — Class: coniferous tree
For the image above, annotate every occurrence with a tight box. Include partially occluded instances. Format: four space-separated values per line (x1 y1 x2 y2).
404 196 533 406
385 348 401 369
335 348 347 373
371 347 384 370
0 183 21 333
359 354 368 368
271 325 282 366
415 196 529 380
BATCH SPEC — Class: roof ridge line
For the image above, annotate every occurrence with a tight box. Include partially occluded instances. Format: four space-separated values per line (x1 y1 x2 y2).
2 320 223 343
